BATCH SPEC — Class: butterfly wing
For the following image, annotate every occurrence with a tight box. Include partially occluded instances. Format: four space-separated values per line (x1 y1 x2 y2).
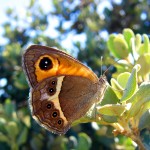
30 75 101 134
23 45 98 88
22 45 107 134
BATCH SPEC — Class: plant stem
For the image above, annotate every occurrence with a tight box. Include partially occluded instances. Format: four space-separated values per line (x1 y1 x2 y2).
112 120 146 150
130 134 146 150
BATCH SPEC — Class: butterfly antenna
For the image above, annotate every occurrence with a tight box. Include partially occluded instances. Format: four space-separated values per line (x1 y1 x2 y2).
100 56 103 76
102 59 121 76
103 65 111 76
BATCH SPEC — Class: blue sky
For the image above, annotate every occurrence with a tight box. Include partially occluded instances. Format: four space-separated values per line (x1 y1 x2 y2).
0 0 54 44
0 0 29 44
0 0 122 50
0 0 86 49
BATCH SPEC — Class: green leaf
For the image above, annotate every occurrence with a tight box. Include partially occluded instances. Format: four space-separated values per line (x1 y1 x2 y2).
72 116 90 127
101 85 120 105
14 72 28 89
138 34 150 54
127 82 150 118
123 28 135 53
117 72 131 89
21 115 31 128
77 133 91 150
120 64 140 102
4 99 15 117
0 118 7 131
97 104 126 116
0 104 4 114
143 34 150 53
0 132 9 142
107 33 130 59
113 34 129 59
139 110 150 130
6 121 19 140
111 78 123 99
51 136 68 150
135 34 142 54
100 115 118 123
87 19 99 31
17 127 28 146
136 101 150 120
130 36 139 61
107 34 120 58
29 0 35 8
136 53 150 77
30 133 44 150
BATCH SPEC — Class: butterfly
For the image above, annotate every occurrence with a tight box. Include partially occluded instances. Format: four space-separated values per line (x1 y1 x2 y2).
22 45 107 134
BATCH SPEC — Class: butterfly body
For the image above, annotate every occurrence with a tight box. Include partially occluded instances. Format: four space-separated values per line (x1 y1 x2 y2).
23 45 107 134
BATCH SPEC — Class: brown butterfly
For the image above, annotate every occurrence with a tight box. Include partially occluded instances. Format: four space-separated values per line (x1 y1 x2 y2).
22 45 107 134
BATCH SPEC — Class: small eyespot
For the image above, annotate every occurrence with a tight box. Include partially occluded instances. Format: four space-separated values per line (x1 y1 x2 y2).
52 112 57 117
39 57 53 70
49 88 55 93
47 104 51 109
58 119 62 125
47 87 56 96
51 81 56 85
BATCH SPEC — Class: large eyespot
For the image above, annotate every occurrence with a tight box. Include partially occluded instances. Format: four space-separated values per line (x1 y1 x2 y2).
39 57 53 70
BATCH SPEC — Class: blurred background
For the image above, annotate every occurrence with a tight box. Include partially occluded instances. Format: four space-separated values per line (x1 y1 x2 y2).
0 0 150 149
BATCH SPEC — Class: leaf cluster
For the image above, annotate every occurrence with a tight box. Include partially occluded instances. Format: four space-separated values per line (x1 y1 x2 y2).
77 29 150 149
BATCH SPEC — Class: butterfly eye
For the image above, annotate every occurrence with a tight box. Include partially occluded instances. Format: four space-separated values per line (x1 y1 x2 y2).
39 57 53 70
